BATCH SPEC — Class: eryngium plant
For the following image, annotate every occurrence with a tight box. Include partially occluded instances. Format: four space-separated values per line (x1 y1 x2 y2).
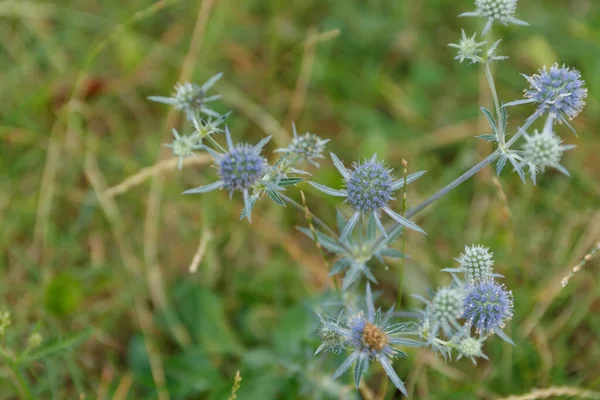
146 0 587 394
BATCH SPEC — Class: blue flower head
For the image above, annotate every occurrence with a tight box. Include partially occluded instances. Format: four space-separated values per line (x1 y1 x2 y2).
148 72 224 120
309 153 426 241
317 284 422 396
463 280 513 339
182 127 270 221
523 64 587 130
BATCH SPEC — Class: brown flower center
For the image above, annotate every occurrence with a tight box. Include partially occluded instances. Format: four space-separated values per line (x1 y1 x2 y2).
362 322 389 351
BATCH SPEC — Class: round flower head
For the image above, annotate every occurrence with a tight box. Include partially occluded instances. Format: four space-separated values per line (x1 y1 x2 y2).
319 284 423 396
183 127 271 222
521 118 575 183
462 280 514 341
315 315 346 355
456 336 488 364
148 72 224 120
309 153 426 241
444 245 502 283
428 287 465 337
448 30 486 64
459 0 528 36
275 123 330 167
522 64 588 130
164 128 203 170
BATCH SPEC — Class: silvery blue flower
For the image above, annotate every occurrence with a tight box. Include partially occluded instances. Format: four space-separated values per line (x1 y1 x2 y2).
309 153 426 241
164 128 203 170
443 244 503 283
462 280 514 344
459 0 528 36
275 123 330 167
506 64 587 131
148 72 223 120
456 336 488 364
182 127 271 222
448 30 486 64
521 117 576 184
318 284 422 396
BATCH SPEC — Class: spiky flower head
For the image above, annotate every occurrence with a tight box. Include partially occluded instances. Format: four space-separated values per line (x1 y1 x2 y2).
275 123 330 167
319 284 423 396
182 127 271 222
459 0 528 36
456 245 497 283
463 280 514 338
456 336 488 364
523 64 587 128
521 118 575 184
430 287 464 329
316 316 346 355
448 30 486 64
148 72 223 120
218 144 266 192
309 153 425 241
164 128 203 170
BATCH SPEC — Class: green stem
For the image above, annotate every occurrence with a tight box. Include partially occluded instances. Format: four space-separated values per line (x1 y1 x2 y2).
204 134 227 153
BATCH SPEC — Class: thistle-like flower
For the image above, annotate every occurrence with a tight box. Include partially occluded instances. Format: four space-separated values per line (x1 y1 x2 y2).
190 111 229 139
182 127 271 222
448 30 486 64
315 315 346 355
517 64 588 131
456 336 488 364
164 128 203 170
426 287 465 337
459 0 528 36
521 117 575 184
148 72 223 120
309 153 426 241
443 245 502 283
462 280 514 343
275 123 330 167
318 284 422 395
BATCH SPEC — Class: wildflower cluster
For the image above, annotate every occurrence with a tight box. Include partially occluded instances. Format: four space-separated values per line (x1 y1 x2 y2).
149 73 329 221
416 245 514 363
146 0 588 395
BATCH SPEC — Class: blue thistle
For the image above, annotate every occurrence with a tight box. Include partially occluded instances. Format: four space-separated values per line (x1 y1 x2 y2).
164 128 203 170
419 286 465 338
318 284 422 396
462 280 514 343
182 127 270 222
506 64 587 131
309 153 426 241
148 72 223 120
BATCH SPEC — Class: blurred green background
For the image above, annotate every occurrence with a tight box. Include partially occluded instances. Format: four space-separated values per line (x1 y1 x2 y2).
1 0 599 398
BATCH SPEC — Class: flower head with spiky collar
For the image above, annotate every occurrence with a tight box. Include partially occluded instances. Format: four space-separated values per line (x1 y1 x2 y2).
275 123 330 167
148 72 224 120
182 127 271 222
459 0 528 36
309 153 426 241
317 284 423 396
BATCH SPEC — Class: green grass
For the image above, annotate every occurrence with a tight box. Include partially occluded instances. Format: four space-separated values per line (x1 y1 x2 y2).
1 0 600 398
